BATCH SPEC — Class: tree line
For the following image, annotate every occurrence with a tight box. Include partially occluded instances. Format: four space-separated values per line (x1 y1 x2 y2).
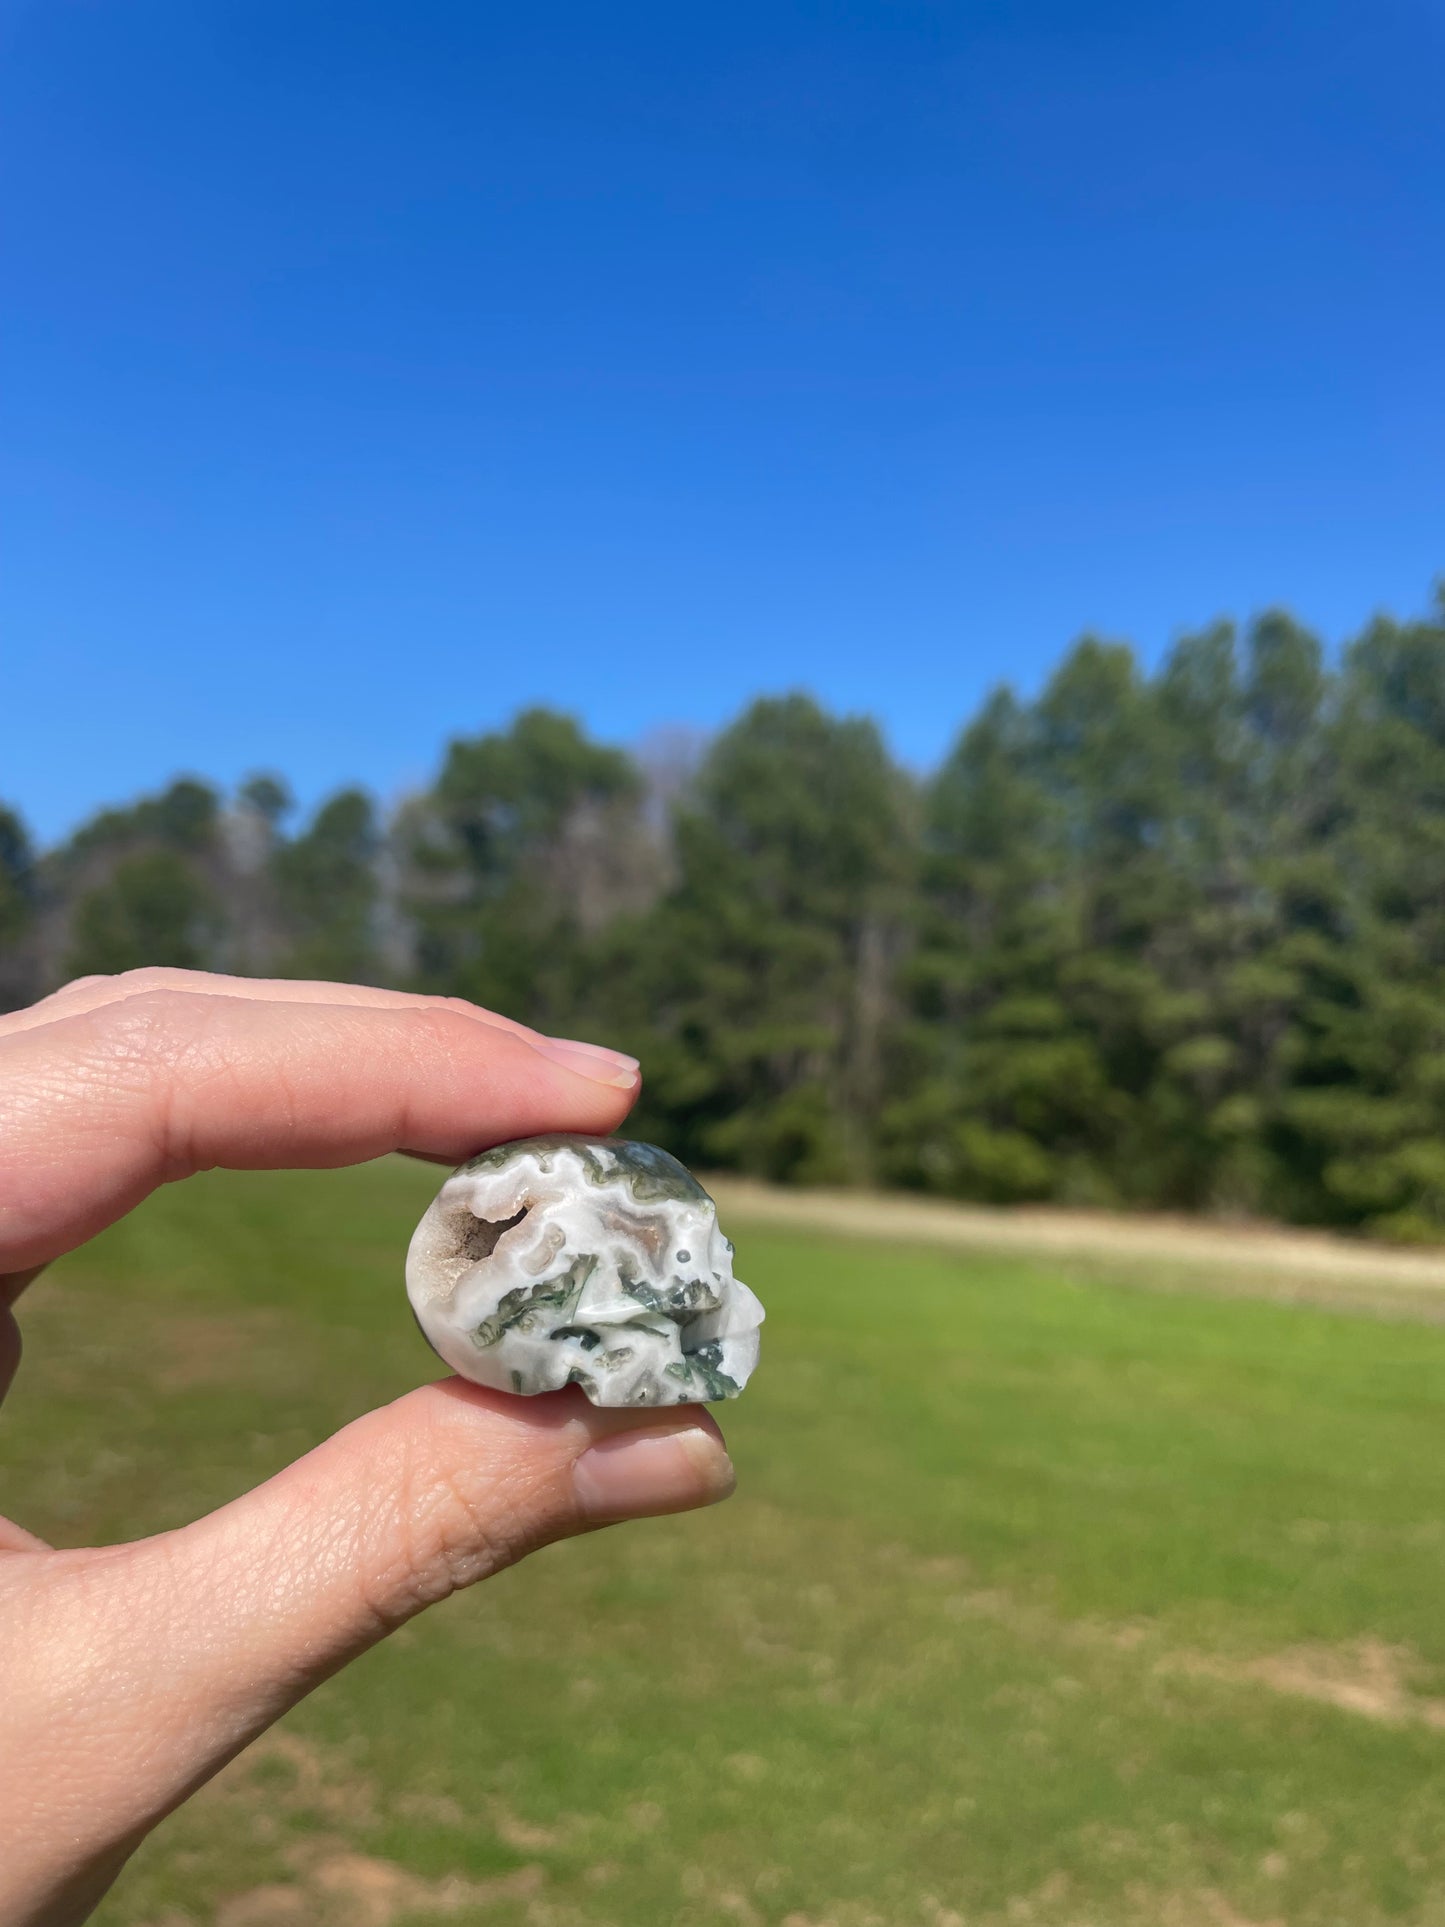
5 591 1445 1238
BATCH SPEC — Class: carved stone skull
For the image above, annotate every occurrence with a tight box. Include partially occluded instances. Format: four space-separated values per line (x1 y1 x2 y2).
406 1135 764 1407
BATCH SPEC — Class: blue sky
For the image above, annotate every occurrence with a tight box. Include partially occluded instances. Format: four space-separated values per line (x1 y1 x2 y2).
3 0 1443 842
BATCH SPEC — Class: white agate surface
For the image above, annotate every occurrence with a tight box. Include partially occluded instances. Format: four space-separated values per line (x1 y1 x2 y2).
406 1135 764 1407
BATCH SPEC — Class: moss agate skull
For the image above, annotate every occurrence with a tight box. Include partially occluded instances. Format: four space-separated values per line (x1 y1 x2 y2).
406 1135 764 1407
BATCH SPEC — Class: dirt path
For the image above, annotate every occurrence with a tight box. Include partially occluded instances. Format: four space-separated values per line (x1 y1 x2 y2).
705 1175 1445 1298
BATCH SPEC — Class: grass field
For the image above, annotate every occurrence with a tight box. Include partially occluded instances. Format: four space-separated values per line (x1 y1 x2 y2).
4 1160 1445 1927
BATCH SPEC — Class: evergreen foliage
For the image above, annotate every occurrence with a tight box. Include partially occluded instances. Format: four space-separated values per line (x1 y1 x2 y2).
7 591 1445 1235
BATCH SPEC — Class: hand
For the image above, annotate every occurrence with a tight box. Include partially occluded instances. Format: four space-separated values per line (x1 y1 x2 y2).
0 970 735 1927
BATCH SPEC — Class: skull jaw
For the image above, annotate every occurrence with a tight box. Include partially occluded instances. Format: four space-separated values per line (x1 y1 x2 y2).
415 1303 760 1406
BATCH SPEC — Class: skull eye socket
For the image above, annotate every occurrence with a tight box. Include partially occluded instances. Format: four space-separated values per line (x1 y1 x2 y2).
460 1204 529 1265
550 1325 602 1352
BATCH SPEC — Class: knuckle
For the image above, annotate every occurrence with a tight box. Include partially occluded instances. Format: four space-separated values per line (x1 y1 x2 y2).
82 990 229 1174
89 989 197 1090
55 971 110 995
110 966 174 992
91 983 189 1043
411 1004 479 1054
90 966 188 998
358 1430 549 1628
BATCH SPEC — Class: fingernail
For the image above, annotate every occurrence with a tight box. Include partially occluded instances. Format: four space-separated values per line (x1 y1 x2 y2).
532 1037 640 1088
573 1423 736 1524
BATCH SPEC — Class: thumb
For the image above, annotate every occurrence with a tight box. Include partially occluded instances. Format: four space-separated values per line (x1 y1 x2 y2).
152 1377 734 1687
1 1383 732 1912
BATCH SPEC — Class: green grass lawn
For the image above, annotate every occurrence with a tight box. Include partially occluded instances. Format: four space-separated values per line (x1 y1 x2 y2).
5 1160 1445 1927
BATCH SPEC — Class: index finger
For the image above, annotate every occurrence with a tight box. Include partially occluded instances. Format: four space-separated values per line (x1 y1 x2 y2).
0 983 640 1277
0 966 545 1040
